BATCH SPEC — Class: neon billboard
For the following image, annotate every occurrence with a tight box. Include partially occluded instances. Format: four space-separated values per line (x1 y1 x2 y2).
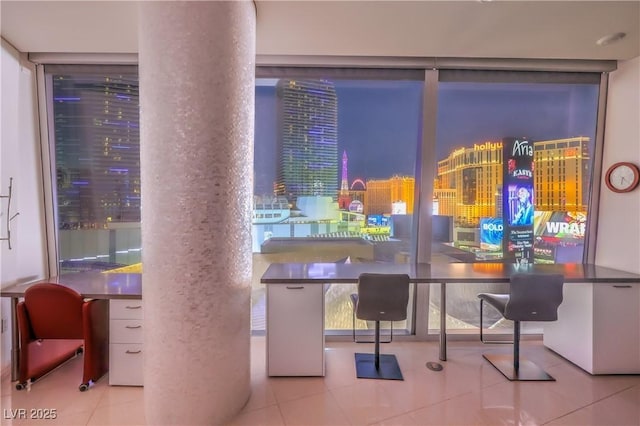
480 217 503 251
502 137 535 264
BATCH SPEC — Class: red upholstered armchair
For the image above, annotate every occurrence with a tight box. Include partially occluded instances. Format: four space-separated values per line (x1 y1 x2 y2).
16 283 109 391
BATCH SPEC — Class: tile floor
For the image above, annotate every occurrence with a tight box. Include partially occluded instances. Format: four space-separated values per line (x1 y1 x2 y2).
2 337 639 425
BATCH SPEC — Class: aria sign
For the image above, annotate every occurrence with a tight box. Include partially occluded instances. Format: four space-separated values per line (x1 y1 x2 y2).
502 137 535 264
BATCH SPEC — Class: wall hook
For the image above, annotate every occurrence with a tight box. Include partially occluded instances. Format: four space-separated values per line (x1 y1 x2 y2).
1 177 19 250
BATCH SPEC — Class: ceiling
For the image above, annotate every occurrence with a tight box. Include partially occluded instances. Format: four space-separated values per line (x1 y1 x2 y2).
1 1 638 61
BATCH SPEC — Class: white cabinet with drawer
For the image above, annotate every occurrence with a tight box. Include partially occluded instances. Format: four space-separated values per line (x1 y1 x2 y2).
109 299 144 386
267 283 325 376
544 282 640 374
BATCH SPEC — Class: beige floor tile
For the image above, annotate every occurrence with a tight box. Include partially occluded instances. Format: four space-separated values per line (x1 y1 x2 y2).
382 341 441 373
242 380 277 412
86 398 146 426
226 404 285 426
251 337 268 377
408 391 497 426
479 380 587 425
2 338 639 426
2 374 16 396
2 387 49 412
372 412 421 426
96 384 144 408
329 379 414 425
2 357 107 420
375 367 468 412
546 385 640 426
278 392 350 425
268 376 327 404
372 354 504 414
323 347 360 390
544 362 640 407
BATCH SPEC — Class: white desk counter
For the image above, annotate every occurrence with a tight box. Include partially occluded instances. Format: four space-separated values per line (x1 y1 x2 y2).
261 262 640 376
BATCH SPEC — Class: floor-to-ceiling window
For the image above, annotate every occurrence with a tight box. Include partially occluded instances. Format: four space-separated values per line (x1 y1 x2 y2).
252 73 424 334
42 61 609 338
46 65 141 274
428 70 601 335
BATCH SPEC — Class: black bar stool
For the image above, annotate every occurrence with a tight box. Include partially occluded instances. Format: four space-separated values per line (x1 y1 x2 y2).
353 273 409 381
478 273 564 381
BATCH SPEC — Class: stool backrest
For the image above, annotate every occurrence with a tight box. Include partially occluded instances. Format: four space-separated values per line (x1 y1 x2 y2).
504 273 564 322
356 273 410 322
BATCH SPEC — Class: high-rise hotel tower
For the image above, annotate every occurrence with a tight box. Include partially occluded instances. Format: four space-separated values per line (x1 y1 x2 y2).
54 73 140 227
434 136 591 225
275 79 338 204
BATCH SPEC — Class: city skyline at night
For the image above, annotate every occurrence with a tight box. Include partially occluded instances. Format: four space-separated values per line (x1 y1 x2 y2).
256 78 598 197
53 75 599 228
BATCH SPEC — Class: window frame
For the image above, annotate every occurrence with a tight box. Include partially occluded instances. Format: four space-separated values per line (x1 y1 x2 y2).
36 55 614 340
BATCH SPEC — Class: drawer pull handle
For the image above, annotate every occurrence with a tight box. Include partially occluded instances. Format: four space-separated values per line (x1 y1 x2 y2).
125 305 142 309
125 350 142 354
125 325 142 329
286 286 304 290
613 285 632 288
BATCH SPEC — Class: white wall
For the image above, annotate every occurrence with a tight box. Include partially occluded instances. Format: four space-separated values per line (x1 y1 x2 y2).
0 40 48 374
595 56 640 274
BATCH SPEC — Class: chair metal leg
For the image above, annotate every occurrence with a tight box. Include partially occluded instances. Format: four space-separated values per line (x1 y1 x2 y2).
354 320 403 380
480 299 485 342
513 321 520 372
479 299 512 345
482 320 555 381
352 305 356 342
374 320 380 370
352 315 393 343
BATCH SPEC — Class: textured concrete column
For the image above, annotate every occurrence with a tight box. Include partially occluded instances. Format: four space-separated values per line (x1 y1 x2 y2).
139 2 255 424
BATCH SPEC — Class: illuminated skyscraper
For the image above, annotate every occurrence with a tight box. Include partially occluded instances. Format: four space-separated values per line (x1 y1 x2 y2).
533 138 591 211
275 79 338 204
364 176 415 215
435 137 590 225
54 73 140 227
